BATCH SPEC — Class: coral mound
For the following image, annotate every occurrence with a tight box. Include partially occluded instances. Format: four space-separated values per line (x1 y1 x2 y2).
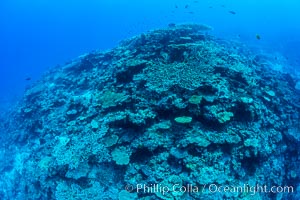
1 24 300 200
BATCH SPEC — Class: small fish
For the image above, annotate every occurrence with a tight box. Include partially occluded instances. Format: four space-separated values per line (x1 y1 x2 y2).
256 34 261 40
185 4 189 9
229 11 236 15
209 6 213 9
175 5 178 9
168 23 176 28
25 77 31 81
188 11 194 14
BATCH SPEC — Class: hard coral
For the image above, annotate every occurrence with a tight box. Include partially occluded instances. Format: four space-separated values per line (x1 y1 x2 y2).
1 24 299 200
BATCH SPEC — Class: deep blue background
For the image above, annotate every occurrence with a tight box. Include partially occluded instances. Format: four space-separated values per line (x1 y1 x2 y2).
0 0 299 107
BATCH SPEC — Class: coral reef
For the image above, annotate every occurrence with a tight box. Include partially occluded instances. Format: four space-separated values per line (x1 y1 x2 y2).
0 24 300 199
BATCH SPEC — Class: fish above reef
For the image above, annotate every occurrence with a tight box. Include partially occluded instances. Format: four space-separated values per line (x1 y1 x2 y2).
229 10 236 15
256 34 261 40
168 23 176 28
25 77 31 81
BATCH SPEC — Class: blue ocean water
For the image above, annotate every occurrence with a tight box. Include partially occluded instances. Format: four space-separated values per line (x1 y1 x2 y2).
0 0 299 107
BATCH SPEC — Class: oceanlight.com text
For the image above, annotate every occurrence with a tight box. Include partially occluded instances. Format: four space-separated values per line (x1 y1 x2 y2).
125 183 294 196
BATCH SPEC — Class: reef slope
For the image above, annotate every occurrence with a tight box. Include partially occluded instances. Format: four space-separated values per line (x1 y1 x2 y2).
1 24 300 199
